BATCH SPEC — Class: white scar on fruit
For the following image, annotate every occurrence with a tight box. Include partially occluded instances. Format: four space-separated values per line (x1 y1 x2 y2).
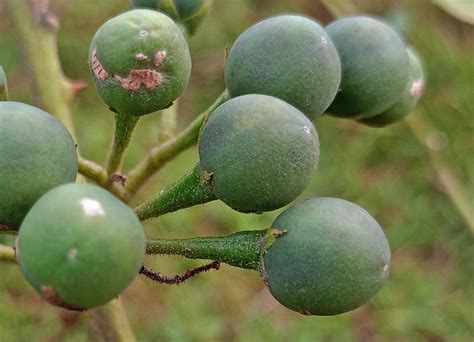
410 79 424 97
91 48 166 91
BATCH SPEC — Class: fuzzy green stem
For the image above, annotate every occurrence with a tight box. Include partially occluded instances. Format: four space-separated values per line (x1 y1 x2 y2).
89 298 136 342
126 91 229 197
0 66 8 101
105 112 140 183
6 0 76 135
0 244 16 263
78 157 108 185
158 101 178 142
146 228 286 271
135 162 216 220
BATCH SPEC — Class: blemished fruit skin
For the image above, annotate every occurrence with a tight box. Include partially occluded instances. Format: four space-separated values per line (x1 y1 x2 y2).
18 183 146 310
326 16 409 119
359 49 425 127
131 0 212 36
89 9 192 116
0 102 77 229
224 15 341 120
262 197 391 316
198 94 319 213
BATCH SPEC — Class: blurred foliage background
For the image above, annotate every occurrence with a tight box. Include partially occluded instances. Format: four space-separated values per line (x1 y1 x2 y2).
0 0 473 340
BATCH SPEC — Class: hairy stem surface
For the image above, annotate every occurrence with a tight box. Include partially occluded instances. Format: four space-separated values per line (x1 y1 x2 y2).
135 163 216 220
146 229 286 271
126 91 229 197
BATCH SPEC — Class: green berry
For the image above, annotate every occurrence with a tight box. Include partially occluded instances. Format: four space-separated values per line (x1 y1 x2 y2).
18 184 145 310
225 15 341 120
131 0 212 36
198 94 319 213
89 9 192 116
262 197 391 315
359 49 425 127
0 102 77 229
326 16 409 119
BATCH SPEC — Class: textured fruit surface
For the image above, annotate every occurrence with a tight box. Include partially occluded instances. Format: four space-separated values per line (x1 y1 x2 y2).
199 94 319 213
89 9 191 116
263 197 391 316
326 16 409 119
359 49 425 127
225 15 341 120
0 102 77 229
18 183 145 310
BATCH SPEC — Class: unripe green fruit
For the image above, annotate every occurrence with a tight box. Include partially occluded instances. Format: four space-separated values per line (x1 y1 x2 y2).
199 94 319 213
18 184 145 310
326 16 409 119
262 197 391 315
225 15 341 120
131 0 212 36
0 102 77 229
89 9 192 116
359 49 425 127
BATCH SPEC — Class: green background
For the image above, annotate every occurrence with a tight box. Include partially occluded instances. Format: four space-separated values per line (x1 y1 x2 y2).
0 0 473 340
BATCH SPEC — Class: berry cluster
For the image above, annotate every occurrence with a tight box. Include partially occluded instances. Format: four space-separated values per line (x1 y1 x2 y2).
1 3 424 316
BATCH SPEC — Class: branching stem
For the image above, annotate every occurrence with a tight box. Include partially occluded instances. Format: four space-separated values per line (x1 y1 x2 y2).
126 91 229 197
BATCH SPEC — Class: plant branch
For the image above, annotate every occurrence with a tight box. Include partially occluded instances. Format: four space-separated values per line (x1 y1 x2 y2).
6 0 77 136
125 90 229 197
134 163 216 221
88 299 136 342
78 157 108 185
0 66 8 101
146 229 287 271
0 244 16 263
158 101 178 142
105 112 140 185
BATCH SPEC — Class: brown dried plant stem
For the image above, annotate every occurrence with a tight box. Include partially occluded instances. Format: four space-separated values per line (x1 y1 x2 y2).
6 1 137 340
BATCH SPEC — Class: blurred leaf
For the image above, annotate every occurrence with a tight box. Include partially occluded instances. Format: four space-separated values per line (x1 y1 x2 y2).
433 0 474 25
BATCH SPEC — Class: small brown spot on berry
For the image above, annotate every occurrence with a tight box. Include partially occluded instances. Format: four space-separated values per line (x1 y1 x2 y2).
91 49 109 81
135 53 148 61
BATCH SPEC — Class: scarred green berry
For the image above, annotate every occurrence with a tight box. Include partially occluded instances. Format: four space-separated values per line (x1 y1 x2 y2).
225 15 341 120
326 16 409 119
262 197 391 315
18 183 145 310
199 94 319 213
0 102 77 229
89 9 192 116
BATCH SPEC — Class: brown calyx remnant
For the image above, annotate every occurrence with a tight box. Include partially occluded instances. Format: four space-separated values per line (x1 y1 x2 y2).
41 286 85 311
115 69 162 91
299 310 312 316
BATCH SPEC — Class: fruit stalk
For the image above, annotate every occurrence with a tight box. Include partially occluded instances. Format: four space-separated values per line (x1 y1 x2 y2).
105 112 140 184
146 229 285 271
0 244 16 263
126 90 229 196
89 299 137 342
134 163 216 220
78 157 109 185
